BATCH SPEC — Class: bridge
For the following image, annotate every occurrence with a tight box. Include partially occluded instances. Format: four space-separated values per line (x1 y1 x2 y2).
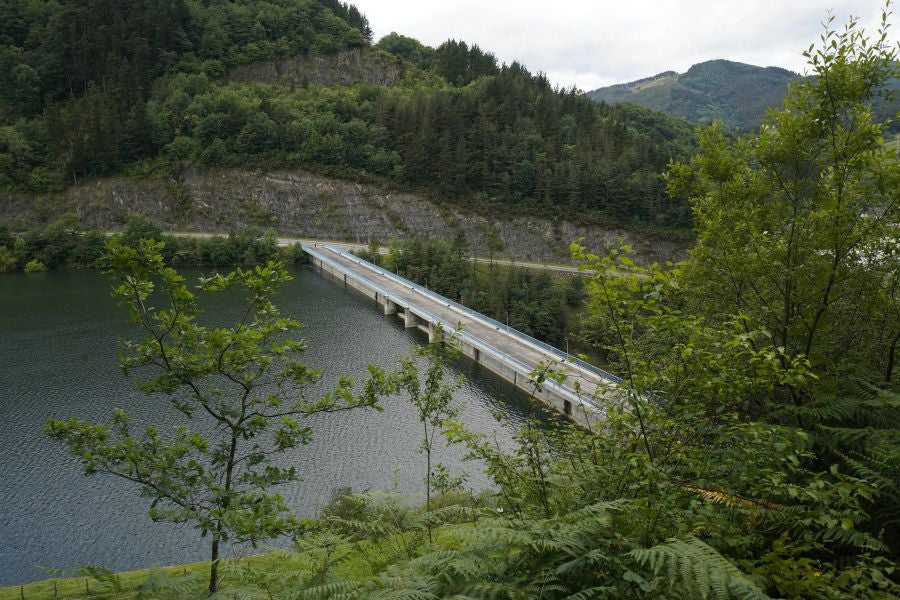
303 243 622 425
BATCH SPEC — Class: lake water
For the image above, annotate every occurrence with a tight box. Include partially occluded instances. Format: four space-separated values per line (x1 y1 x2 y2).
0 266 543 585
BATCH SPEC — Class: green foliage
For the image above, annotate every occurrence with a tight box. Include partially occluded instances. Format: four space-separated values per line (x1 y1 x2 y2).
393 326 464 541
45 239 388 592
0 221 299 273
791 383 900 556
668 7 899 391
320 486 371 524
137 566 204 599
119 215 163 247
23 257 45 272
0 245 16 272
430 39 498 86
376 33 434 70
0 0 368 187
631 536 769 600
547 8 900 597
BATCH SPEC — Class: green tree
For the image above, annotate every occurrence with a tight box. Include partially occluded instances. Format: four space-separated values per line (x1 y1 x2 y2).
46 240 388 593
394 326 463 542
484 223 504 277
375 32 434 69
668 7 899 394
119 215 163 248
0 245 15 271
366 236 380 266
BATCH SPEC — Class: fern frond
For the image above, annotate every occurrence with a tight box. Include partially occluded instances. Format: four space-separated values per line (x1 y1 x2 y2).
327 516 397 538
295 531 355 550
817 425 900 448
564 586 616 600
367 585 440 600
630 536 770 600
405 549 486 583
555 548 614 576
138 566 204 599
842 444 900 481
817 526 888 551
839 450 899 492
411 504 478 528
800 381 900 446
294 578 367 599
686 487 781 511
463 580 525 599
563 499 625 525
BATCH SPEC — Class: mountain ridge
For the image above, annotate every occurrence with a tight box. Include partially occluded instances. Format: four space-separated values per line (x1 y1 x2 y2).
586 59 801 130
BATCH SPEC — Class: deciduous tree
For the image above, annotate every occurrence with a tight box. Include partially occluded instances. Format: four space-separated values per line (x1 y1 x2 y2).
668 5 899 394
394 325 462 542
46 239 388 593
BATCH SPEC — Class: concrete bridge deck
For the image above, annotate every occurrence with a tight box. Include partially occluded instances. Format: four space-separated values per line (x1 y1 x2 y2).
303 243 622 423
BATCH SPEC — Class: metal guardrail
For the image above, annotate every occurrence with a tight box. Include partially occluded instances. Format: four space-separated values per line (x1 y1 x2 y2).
302 244 603 411
322 244 623 386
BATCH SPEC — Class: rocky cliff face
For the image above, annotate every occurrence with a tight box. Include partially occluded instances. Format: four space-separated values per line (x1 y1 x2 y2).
228 48 405 88
0 169 688 264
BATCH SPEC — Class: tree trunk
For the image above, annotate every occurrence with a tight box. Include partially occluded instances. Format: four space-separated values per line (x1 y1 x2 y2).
210 432 238 593
426 445 433 543
886 330 899 384
209 531 221 594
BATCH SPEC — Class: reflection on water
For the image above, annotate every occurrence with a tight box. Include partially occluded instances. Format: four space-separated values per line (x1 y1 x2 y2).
0 267 547 585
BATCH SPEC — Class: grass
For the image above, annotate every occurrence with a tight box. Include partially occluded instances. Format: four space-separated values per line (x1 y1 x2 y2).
0 551 327 599
1 502 477 600
1 527 473 599
0 544 357 599
0 559 211 600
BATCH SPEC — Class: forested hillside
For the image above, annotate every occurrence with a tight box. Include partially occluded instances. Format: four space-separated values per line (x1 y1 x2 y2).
0 0 371 184
0 0 697 228
586 60 800 130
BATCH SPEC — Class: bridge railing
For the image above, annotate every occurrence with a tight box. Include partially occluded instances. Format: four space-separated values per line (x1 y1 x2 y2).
322 243 623 386
303 244 605 412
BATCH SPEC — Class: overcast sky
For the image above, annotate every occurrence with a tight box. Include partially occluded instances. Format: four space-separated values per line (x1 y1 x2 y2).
355 1 895 91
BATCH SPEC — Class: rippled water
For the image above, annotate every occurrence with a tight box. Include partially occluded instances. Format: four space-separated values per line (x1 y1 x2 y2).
0 267 544 585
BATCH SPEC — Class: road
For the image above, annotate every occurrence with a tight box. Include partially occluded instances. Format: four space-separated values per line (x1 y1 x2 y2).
310 244 615 406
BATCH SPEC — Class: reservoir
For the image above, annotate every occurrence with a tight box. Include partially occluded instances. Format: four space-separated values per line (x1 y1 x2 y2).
0 266 541 586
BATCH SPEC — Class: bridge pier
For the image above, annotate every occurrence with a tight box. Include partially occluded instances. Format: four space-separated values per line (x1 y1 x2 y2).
383 298 397 315
403 309 416 328
427 321 436 343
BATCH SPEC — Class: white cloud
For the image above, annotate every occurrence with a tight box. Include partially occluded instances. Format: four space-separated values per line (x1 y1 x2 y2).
355 0 895 90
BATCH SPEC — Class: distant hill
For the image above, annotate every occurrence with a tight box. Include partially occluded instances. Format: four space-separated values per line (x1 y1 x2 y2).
586 60 800 130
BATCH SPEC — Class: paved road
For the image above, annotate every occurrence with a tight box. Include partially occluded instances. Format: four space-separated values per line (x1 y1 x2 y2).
312 244 614 406
165 232 593 276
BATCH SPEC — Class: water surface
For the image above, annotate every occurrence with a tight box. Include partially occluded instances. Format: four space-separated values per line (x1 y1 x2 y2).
0 267 542 585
